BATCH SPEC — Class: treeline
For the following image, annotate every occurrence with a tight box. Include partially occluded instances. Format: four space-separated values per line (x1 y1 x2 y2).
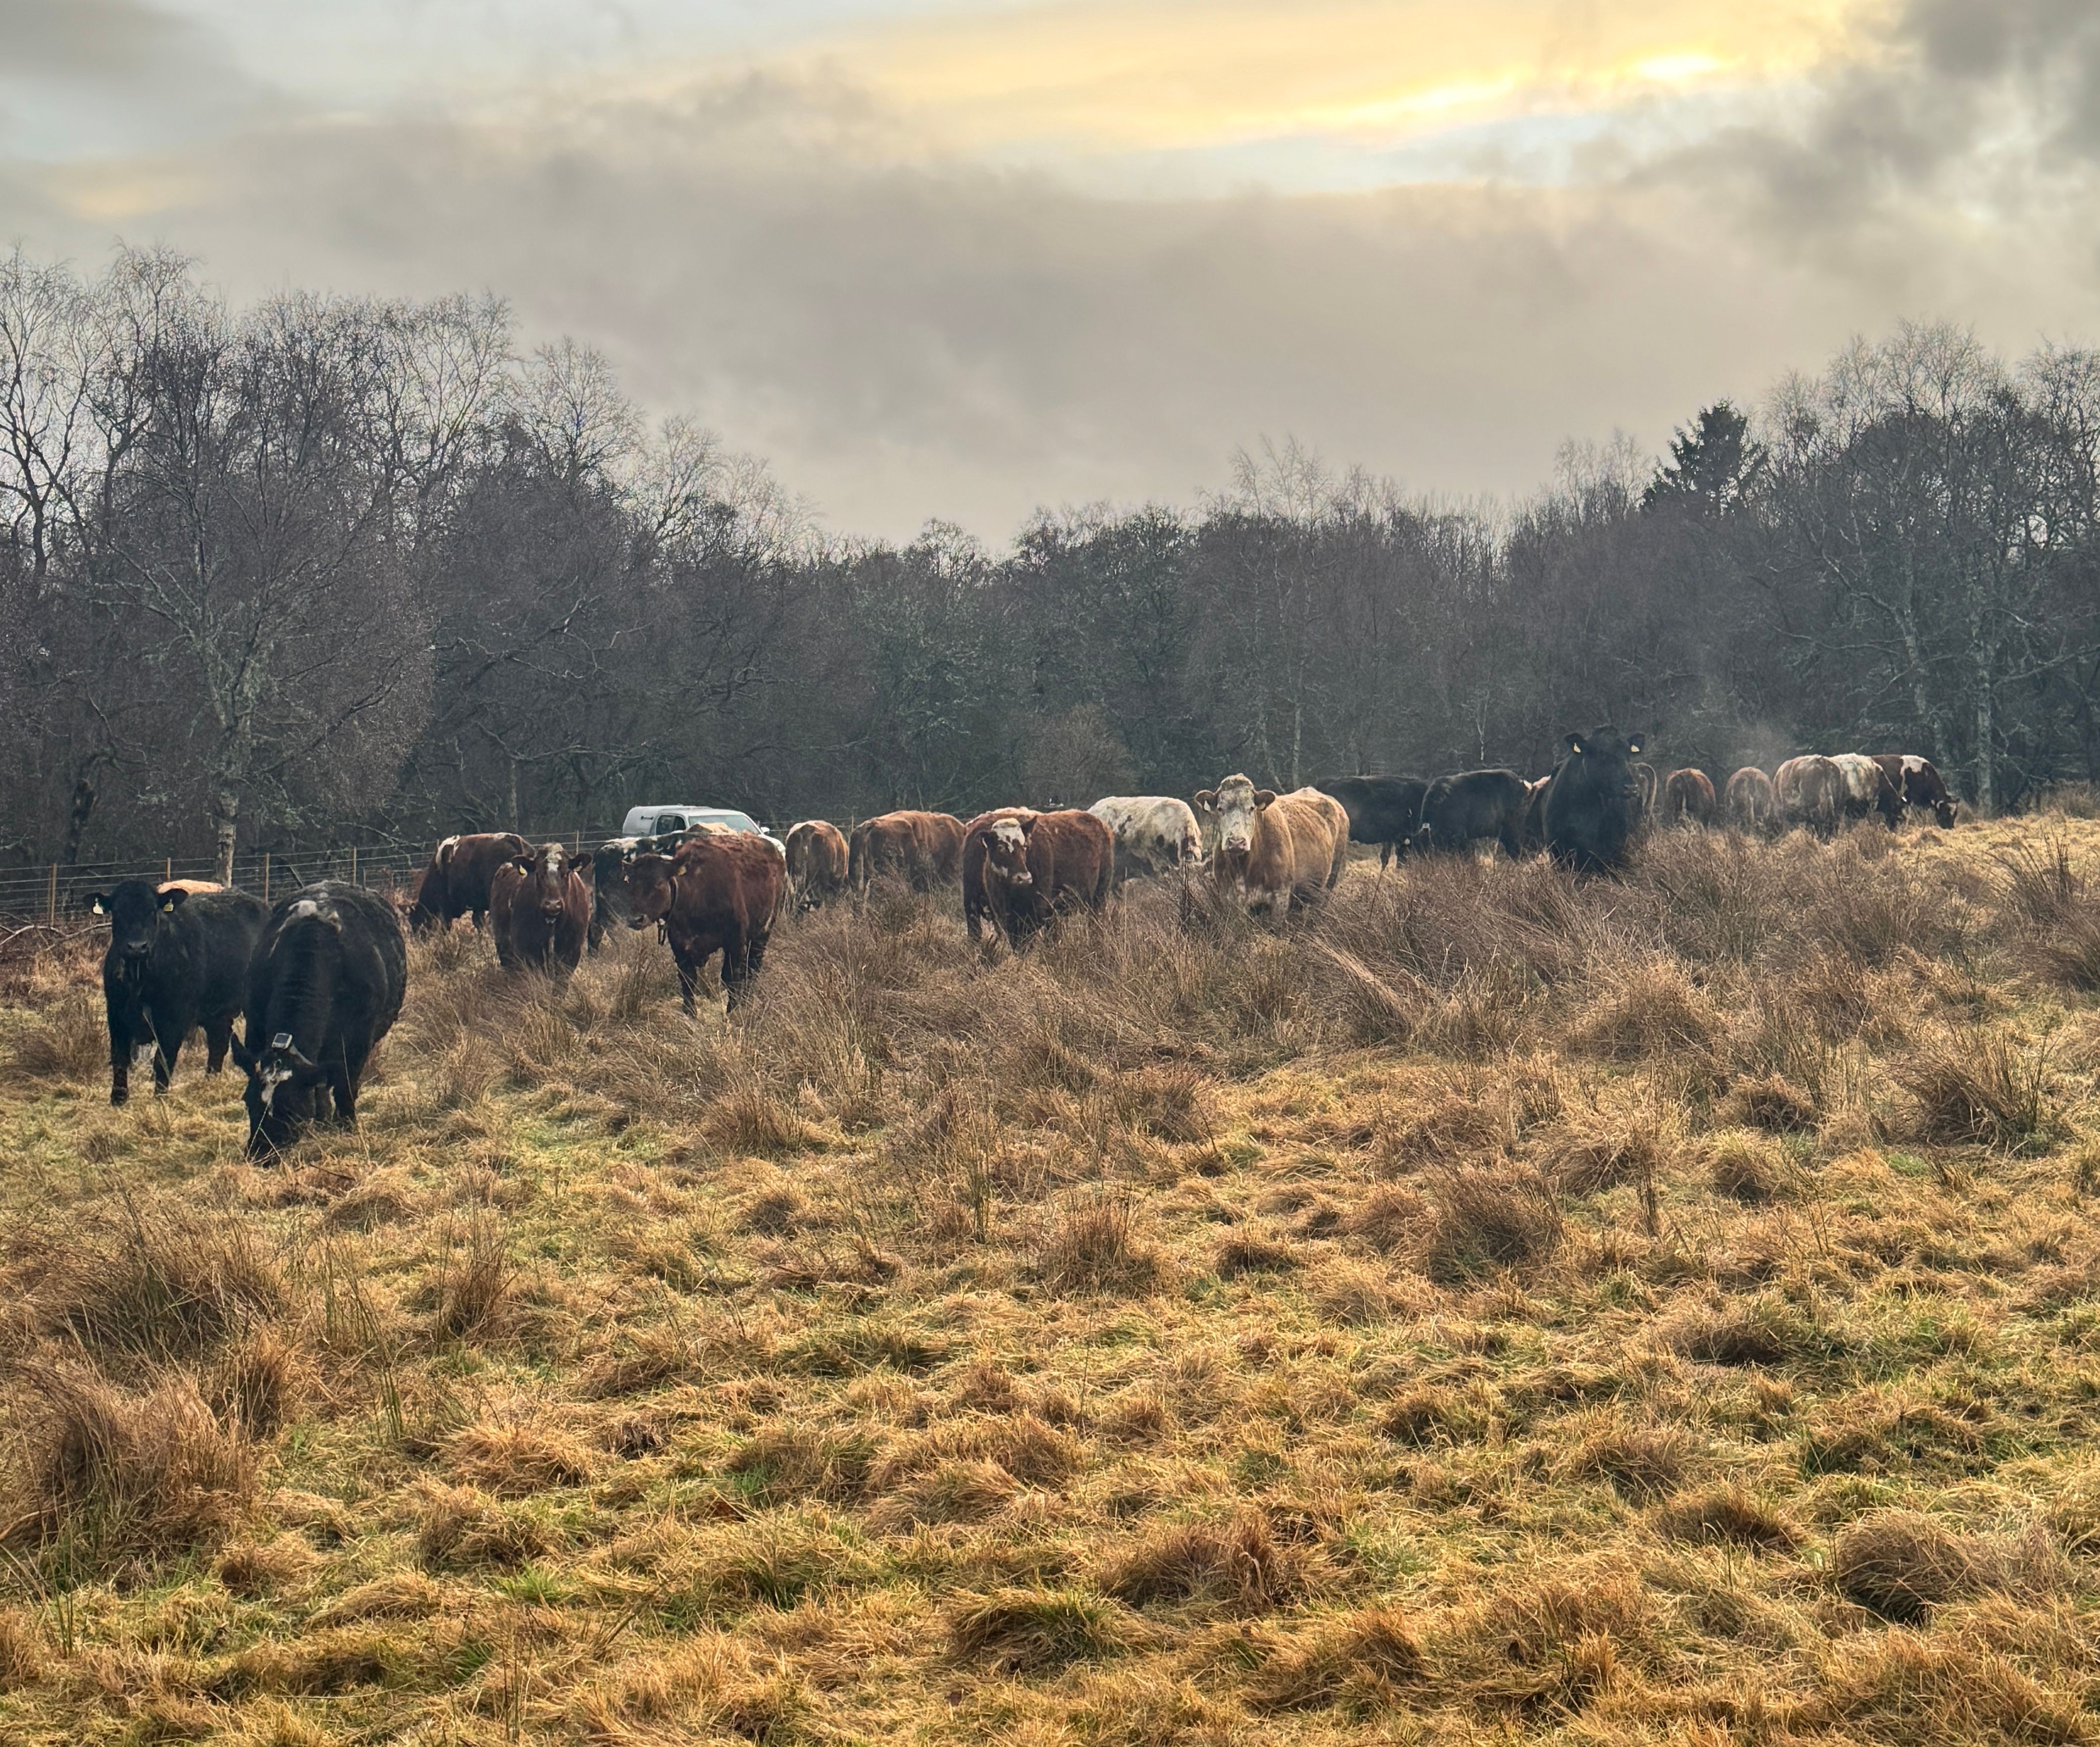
4 246 2099 874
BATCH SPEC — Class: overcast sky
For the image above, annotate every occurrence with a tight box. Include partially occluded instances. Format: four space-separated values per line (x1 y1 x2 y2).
3 0 2096 538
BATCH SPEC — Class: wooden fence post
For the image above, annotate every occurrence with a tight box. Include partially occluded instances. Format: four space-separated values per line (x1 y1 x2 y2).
262 853 271 902
164 856 173 884
48 864 57 924
350 846 358 885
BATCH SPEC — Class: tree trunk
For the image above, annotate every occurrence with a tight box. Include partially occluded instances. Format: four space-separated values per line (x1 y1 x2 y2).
212 784 239 885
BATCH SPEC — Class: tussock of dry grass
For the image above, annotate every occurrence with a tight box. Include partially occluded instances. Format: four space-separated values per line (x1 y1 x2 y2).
5 816 2100 1744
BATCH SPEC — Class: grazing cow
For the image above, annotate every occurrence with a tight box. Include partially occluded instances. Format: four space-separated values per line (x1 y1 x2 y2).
409 832 529 933
1541 728 1648 872
86 880 270 1107
1194 776 1349 914
490 842 589 979
234 883 407 1157
1312 775 1430 870
1724 767 1776 834
1872 754 1959 827
784 820 851 910
1773 755 1844 835
1831 753 1903 827
963 809 1116 946
848 810 968 896
1414 769 1531 859
623 832 786 1015
1087 796 1203 883
1661 768 1718 828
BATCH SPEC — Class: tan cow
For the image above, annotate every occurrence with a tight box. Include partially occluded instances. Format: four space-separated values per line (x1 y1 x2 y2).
1192 776 1349 914
847 810 967 896
1774 756 1844 836
784 820 850 910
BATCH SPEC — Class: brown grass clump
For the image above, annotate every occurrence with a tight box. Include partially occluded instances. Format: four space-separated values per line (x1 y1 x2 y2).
1832 1511 1992 1622
8 1364 255 1566
947 1587 1130 1674
1897 1032 2056 1153
2 993 104 1082
27 1200 285 1363
1806 1632 2090 1746
1037 1193 1168 1297
205 1326 307 1438
1654 1484 1802 1550
1721 1071 1821 1134
214 1535 321 1598
1707 1131 1790 1202
1537 1110 1663 1196
0 1605 47 1692
1103 1509 1318 1615
1213 1233 1297 1278
1999 839 2100 991
1420 1168 1562 1282
443 1414 595 1496
725 1423 879 1505
419 1217 515 1340
1568 961 1720 1062
1342 1185 1426 1253
1564 1419 1698 1501
412 1482 550 1570
1246 1606 1426 1712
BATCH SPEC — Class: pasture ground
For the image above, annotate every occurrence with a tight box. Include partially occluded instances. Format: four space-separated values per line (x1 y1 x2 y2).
5 812 2100 1744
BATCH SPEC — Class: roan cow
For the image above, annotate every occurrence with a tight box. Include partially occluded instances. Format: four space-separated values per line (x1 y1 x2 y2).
1724 767 1776 834
1831 753 1903 827
1661 768 1718 828
1872 755 1959 827
1773 755 1844 836
1194 776 1349 914
848 810 968 896
1541 728 1648 872
623 832 786 1015
785 820 851 910
87 880 270 1106
490 842 589 979
963 808 1115 947
1312 775 1429 870
1632 763 1659 824
1414 769 1531 859
1087 795 1203 884
235 882 407 1157
409 832 529 933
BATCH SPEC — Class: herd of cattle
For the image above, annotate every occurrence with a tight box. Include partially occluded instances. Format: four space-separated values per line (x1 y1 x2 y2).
74 731 1956 1159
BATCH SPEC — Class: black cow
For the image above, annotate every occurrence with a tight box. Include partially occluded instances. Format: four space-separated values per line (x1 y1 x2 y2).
87 881 270 1107
1414 769 1531 859
1314 775 1429 869
1542 727 1648 872
234 882 408 1158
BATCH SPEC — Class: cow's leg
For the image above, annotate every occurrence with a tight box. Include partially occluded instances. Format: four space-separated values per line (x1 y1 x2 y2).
149 1012 178 1094
205 1018 232 1074
673 945 701 1016
109 1032 130 1107
1378 841 1392 872
725 931 767 1012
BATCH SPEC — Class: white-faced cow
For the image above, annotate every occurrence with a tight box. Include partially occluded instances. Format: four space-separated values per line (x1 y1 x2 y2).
1193 776 1349 915
490 842 589 979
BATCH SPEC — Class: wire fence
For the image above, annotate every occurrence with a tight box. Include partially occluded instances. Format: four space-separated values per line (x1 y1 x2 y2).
0 827 636 924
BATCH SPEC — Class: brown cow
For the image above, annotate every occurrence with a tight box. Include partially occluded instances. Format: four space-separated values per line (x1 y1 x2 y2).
1774 755 1844 836
490 842 589 979
1632 762 1659 825
847 810 966 896
1661 768 1717 827
784 820 850 911
624 833 785 1015
1723 767 1776 834
1193 776 1349 915
410 832 529 933
1871 754 1959 827
961 808 1115 947
1831 754 1903 827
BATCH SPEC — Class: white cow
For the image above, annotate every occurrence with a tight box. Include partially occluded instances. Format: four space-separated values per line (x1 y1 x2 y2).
1088 795 1204 884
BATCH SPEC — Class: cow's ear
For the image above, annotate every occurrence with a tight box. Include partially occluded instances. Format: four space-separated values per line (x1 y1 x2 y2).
86 893 110 915
1193 790 1215 813
1254 790 1277 809
158 888 188 913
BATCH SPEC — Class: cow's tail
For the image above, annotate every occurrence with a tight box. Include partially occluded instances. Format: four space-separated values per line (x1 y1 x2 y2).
847 826 870 897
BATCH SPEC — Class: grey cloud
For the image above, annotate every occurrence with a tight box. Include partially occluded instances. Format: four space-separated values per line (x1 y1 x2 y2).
4 49 2098 540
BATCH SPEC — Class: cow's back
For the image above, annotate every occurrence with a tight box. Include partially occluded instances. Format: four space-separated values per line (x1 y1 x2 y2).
1724 767 1775 832
1029 809 1116 911
1262 787 1349 892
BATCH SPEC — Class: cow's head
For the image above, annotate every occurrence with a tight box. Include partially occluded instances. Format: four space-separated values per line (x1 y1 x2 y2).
623 853 677 928
88 879 184 975
235 1028 326 1157
981 816 1033 889
517 843 571 918
1194 775 1275 858
1562 728 1646 793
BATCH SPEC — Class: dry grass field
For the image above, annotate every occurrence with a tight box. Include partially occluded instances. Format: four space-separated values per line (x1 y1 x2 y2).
7 810 2100 1745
